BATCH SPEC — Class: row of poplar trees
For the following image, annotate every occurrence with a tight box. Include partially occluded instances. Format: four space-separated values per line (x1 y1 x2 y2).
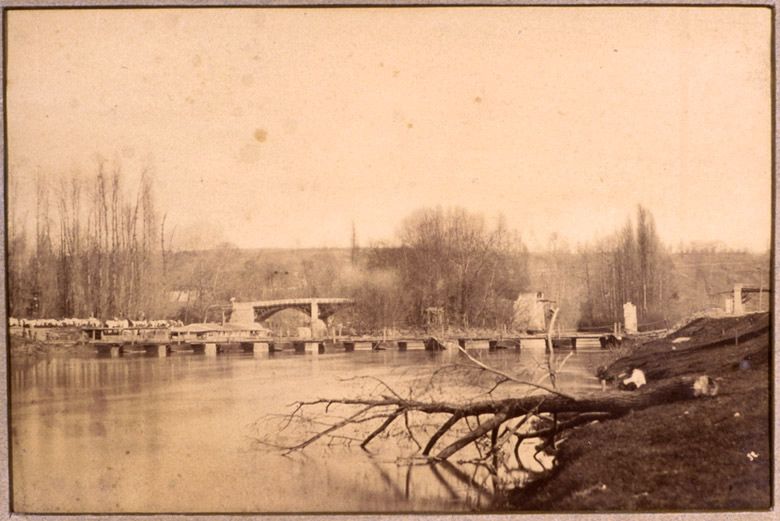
578 205 674 328
7 163 168 320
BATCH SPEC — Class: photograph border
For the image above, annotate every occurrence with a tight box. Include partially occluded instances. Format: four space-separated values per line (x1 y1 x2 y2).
0 1 776 519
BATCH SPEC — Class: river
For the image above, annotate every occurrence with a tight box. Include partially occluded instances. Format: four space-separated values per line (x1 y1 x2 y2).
10 343 612 513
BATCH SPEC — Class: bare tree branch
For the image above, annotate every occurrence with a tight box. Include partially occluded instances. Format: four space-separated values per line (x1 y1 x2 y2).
444 337 576 399
361 409 404 449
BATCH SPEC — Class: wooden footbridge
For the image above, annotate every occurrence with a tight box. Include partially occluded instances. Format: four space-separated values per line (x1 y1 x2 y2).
81 296 629 357
83 328 619 357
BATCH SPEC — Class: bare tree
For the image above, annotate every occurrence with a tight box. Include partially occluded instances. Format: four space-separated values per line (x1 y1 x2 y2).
9 159 167 320
255 336 717 494
386 207 529 330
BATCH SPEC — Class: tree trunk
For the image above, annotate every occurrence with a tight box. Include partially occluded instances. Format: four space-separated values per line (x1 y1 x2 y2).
278 374 718 460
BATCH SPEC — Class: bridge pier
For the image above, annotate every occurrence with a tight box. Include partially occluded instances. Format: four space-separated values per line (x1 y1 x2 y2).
397 341 407 351
343 341 355 352
110 345 123 357
252 342 275 354
144 344 170 357
95 344 113 356
294 341 322 354
548 337 577 352
458 338 467 349
488 340 498 351
204 343 218 356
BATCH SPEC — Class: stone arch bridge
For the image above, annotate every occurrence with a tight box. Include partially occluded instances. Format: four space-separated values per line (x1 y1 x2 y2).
228 298 354 329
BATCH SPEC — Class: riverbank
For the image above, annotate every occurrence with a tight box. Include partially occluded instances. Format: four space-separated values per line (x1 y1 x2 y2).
510 312 771 510
7 334 89 357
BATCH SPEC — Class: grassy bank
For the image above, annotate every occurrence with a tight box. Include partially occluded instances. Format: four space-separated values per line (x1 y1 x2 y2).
510 312 772 511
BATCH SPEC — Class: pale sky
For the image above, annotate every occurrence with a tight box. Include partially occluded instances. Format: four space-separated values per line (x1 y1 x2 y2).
6 7 772 251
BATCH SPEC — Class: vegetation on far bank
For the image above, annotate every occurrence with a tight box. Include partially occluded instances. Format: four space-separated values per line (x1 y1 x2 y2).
6 167 769 334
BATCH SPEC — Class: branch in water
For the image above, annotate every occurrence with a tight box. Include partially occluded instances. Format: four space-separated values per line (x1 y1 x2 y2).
270 375 716 461
440 337 577 400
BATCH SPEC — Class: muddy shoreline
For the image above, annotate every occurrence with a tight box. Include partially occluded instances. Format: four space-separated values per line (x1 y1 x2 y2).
509 312 771 510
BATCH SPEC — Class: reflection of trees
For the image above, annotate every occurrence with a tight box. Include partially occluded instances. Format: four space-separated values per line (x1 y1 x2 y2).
255 334 716 504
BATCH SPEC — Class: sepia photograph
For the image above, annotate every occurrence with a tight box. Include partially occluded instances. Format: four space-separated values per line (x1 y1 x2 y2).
3 2 774 515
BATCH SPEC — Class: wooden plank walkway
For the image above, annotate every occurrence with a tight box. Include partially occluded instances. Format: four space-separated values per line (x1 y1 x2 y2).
87 329 626 356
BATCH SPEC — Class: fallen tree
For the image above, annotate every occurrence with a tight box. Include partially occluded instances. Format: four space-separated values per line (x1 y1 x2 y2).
260 341 719 462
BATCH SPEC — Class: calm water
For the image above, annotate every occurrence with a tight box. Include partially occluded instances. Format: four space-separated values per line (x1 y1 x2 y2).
10 344 610 513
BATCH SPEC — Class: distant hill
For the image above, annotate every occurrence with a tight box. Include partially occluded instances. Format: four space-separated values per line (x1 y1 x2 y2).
163 246 769 328
666 250 770 318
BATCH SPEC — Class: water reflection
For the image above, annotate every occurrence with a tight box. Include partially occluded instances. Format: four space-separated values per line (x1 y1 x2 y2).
11 346 610 513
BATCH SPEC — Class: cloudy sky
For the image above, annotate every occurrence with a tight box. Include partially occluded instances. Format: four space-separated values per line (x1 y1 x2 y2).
7 7 772 251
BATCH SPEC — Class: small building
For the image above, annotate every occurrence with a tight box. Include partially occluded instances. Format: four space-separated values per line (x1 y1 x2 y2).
513 291 552 332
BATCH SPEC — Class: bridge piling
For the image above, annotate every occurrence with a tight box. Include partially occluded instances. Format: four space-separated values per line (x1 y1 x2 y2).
252 342 273 354
204 343 218 356
152 344 169 357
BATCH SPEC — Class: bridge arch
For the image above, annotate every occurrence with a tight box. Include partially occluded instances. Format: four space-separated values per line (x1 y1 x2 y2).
230 298 354 329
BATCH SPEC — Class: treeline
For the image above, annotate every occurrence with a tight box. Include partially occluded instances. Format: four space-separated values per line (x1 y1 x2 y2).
578 206 674 328
8 169 767 332
527 209 768 331
350 205 673 332
8 163 167 320
349 207 530 331
159 208 531 331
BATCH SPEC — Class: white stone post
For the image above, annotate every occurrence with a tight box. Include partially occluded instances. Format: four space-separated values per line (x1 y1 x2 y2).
623 302 638 334
733 284 744 315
